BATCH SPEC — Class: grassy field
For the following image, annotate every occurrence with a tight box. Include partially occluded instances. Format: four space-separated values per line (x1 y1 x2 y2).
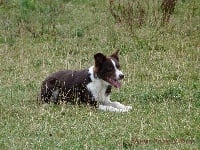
0 0 199 149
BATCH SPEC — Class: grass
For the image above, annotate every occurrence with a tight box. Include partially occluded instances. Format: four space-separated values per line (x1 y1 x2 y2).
0 0 199 149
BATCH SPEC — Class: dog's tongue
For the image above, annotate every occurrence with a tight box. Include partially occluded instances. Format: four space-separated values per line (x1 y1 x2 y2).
108 78 121 88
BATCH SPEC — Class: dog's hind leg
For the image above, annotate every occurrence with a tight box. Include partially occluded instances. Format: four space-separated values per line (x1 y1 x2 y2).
50 89 59 104
39 77 60 104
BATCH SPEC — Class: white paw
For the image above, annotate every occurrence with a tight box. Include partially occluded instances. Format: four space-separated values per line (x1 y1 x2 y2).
125 105 132 111
119 105 132 112
117 108 129 112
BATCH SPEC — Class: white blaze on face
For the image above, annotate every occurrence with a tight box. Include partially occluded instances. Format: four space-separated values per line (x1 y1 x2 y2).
111 59 124 80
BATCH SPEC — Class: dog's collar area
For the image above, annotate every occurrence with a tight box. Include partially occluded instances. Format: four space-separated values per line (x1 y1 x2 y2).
94 73 98 79
93 67 98 79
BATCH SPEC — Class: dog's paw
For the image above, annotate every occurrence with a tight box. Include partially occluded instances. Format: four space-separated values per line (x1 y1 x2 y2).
118 106 132 112
125 105 132 111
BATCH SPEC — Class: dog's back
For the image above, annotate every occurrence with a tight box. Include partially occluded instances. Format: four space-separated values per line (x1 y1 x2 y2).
38 69 97 106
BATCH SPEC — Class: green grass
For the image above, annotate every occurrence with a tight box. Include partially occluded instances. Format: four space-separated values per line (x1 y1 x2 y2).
0 0 199 149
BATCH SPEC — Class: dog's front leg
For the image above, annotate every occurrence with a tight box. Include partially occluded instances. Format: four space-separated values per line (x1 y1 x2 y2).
98 105 128 112
98 96 132 112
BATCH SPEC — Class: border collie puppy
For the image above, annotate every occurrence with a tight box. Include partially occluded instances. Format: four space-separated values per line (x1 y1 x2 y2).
38 50 132 112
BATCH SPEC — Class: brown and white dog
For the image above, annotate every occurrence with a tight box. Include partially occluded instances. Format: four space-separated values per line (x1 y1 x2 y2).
38 50 132 112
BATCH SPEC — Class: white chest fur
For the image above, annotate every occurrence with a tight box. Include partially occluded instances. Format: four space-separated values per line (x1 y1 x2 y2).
86 66 109 102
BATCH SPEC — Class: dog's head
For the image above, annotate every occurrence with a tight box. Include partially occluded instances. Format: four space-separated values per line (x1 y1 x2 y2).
94 50 124 88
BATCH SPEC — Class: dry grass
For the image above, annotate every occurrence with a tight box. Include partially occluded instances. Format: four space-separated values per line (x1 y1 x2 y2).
0 0 199 149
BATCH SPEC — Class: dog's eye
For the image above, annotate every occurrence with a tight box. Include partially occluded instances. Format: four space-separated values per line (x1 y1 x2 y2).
107 68 113 72
107 66 114 72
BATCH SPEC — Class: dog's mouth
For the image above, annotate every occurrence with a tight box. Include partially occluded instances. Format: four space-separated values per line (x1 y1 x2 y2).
106 77 121 88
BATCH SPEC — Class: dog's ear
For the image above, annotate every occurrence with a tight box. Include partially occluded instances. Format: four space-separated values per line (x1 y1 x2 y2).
110 49 119 61
94 53 106 67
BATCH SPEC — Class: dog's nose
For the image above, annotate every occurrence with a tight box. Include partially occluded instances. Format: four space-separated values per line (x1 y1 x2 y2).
119 74 124 80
